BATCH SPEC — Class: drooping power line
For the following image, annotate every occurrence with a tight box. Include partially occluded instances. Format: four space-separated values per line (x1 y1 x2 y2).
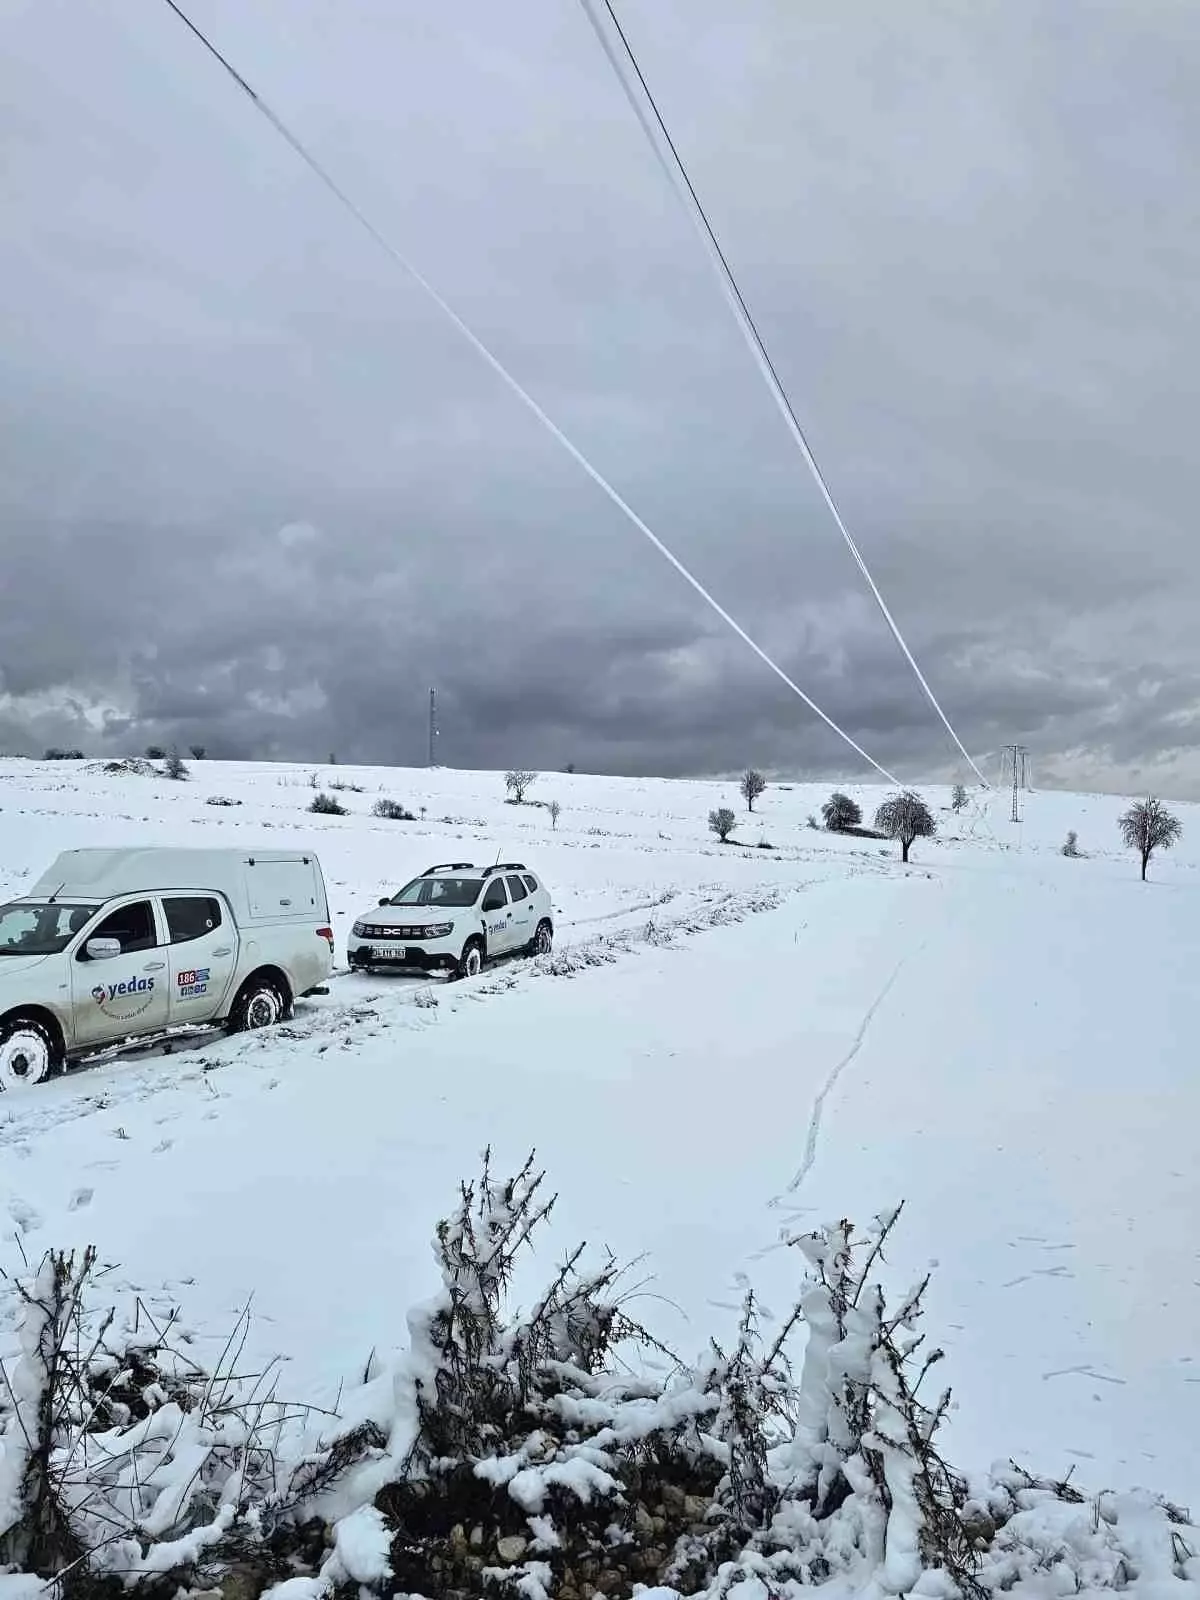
577 0 988 789
155 0 903 785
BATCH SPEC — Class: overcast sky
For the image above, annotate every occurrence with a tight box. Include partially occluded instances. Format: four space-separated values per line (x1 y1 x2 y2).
3 1 1200 795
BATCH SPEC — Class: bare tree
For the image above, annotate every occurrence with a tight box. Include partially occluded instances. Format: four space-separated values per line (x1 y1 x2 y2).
189 745 207 761
505 770 538 804
875 790 935 863
548 799 562 829
1118 796 1182 881
951 783 968 813
709 806 738 843
739 770 767 812
821 791 862 832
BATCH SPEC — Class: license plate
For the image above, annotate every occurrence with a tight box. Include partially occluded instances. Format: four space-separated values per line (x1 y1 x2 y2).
371 944 409 961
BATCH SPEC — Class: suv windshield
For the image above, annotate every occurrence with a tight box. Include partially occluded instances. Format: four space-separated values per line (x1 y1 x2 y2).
388 877 482 909
0 901 97 955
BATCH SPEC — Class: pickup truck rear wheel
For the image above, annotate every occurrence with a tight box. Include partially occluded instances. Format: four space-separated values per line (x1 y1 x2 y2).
228 976 288 1034
0 1017 61 1089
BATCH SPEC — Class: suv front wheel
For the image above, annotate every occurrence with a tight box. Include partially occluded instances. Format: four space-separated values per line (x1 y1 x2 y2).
456 937 485 980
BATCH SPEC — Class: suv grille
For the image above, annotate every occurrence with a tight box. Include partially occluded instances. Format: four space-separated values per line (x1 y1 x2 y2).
361 924 437 940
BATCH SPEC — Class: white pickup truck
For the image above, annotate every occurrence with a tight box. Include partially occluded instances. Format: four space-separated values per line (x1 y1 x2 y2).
0 848 335 1088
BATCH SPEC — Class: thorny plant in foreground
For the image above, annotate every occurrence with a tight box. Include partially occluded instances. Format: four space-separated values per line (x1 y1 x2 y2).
4 1164 1190 1600
0 1249 378 1588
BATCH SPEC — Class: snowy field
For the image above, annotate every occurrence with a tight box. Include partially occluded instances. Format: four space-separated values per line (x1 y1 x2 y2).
0 756 1197 1517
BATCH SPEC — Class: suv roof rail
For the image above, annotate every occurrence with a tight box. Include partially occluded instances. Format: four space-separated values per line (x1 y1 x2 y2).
421 861 476 875
481 861 528 877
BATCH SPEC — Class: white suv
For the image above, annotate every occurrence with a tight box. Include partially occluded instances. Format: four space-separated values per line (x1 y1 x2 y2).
347 861 554 979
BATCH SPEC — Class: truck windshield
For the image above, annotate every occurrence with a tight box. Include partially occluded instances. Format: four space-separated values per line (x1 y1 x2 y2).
387 877 482 909
0 902 98 955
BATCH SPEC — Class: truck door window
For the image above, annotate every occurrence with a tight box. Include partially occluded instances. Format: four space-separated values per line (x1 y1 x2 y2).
82 901 157 957
164 896 223 944
482 880 508 913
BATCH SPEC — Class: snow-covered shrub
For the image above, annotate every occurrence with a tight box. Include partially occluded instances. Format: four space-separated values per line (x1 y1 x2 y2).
163 747 189 782
709 807 737 842
821 791 862 832
0 1249 385 1591
309 792 348 816
1062 830 1081 857
86 758 156 778
4 1171 1197 1600
206 794 243 807
952 783 969 813
548 799 562 829
373 798 415 821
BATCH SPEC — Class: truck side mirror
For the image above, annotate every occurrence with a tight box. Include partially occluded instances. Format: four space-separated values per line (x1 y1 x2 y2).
85 937 121 962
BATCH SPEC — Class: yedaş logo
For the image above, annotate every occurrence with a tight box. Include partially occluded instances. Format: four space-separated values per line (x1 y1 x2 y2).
93 977 155 1004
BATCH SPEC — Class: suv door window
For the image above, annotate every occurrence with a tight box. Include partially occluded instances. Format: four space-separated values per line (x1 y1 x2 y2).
522 875 539 895
506 875 529 902
164 896 223 944
81 900 158 956
481 879 508 913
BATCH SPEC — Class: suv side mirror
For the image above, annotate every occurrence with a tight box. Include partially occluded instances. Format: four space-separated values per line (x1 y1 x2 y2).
378 897 390 907
85 937 121 962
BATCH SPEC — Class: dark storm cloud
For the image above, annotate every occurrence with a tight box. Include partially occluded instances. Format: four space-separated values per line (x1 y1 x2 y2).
3 0 1200 791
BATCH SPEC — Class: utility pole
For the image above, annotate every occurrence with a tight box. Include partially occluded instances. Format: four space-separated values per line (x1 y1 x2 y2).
428 687 439 768
1000 744 1029 822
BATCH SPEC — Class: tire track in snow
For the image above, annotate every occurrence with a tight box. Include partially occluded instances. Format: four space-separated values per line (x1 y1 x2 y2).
767 952 912 1209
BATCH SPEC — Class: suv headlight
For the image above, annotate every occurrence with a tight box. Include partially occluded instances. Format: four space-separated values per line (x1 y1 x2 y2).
352 921 366 937
423 922 454 939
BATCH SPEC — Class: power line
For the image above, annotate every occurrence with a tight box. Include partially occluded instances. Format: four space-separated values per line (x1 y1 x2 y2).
156 0 904 786
577 0 988 789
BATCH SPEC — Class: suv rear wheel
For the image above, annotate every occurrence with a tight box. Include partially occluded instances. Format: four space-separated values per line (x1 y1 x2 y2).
530 920 554 957
0 1017 62 1089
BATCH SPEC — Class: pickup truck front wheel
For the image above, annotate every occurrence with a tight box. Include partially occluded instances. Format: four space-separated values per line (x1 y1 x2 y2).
227 976 289 1034
0 1017 61 1089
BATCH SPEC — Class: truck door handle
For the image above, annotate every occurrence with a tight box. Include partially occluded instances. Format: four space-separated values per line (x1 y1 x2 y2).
145 961 166 971
214 947 232 956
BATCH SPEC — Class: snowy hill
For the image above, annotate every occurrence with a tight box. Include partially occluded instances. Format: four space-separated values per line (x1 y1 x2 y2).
0 755 1197 1586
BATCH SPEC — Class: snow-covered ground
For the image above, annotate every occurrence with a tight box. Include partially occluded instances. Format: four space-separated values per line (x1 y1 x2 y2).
0 757 1196 1515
